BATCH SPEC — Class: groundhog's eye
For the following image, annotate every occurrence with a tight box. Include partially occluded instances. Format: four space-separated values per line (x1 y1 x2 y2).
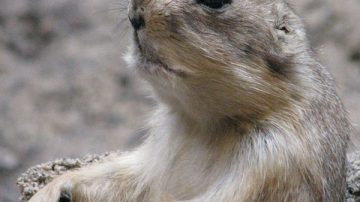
196 0 232 9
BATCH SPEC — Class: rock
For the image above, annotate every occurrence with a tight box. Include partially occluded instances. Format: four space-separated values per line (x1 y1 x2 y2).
16 152 117 201
347 151 360 202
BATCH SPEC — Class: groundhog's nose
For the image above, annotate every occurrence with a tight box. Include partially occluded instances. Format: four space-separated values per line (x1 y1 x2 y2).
128 7 145 31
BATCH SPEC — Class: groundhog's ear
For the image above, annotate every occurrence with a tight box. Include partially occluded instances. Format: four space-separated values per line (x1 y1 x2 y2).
264 3 295 76
270 2 297 51
273 2 292 34
272 2 293 34
275 16 291 34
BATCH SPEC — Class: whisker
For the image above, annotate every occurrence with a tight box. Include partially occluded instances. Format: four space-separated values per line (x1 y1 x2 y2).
113 17 131 38
94 0 129 16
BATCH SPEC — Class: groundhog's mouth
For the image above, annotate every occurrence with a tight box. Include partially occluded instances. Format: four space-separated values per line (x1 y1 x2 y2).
134 33 186 77
139 56 186 77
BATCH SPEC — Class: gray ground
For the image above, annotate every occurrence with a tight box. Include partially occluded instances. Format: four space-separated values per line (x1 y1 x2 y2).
0 0 359 201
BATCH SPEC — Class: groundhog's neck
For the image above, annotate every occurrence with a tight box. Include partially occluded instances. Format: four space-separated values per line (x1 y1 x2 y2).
151 85 296 134
151 63 324 137
155 100 300 140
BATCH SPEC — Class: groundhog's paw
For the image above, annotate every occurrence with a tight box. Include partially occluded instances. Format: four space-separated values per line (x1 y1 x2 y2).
28 176 73 202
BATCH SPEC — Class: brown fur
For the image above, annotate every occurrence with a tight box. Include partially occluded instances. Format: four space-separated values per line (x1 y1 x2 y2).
29 0 350 201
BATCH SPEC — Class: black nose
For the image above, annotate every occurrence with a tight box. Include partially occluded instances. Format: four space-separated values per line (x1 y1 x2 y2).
128 13 145 31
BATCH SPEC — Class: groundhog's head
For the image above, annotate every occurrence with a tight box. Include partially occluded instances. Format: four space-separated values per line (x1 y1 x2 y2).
125 0 310 122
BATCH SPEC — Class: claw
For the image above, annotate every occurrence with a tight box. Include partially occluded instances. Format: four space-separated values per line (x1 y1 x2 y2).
58 189 72 202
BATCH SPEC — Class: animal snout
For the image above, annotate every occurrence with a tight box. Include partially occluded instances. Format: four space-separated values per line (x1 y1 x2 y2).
128 1 145 31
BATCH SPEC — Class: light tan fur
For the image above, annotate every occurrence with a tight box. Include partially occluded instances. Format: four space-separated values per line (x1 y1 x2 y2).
29 0 350 201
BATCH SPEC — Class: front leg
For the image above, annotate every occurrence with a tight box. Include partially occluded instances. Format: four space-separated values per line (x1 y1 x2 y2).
29 172 75 202
29 153 155 202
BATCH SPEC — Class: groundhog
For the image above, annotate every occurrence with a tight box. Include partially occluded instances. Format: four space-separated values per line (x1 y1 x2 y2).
29 0 350 201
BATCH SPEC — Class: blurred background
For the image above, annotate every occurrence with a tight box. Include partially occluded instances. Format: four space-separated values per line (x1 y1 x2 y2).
0 0 359 201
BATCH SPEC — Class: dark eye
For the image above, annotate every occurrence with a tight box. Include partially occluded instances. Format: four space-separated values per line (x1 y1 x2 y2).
196 0 232 9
